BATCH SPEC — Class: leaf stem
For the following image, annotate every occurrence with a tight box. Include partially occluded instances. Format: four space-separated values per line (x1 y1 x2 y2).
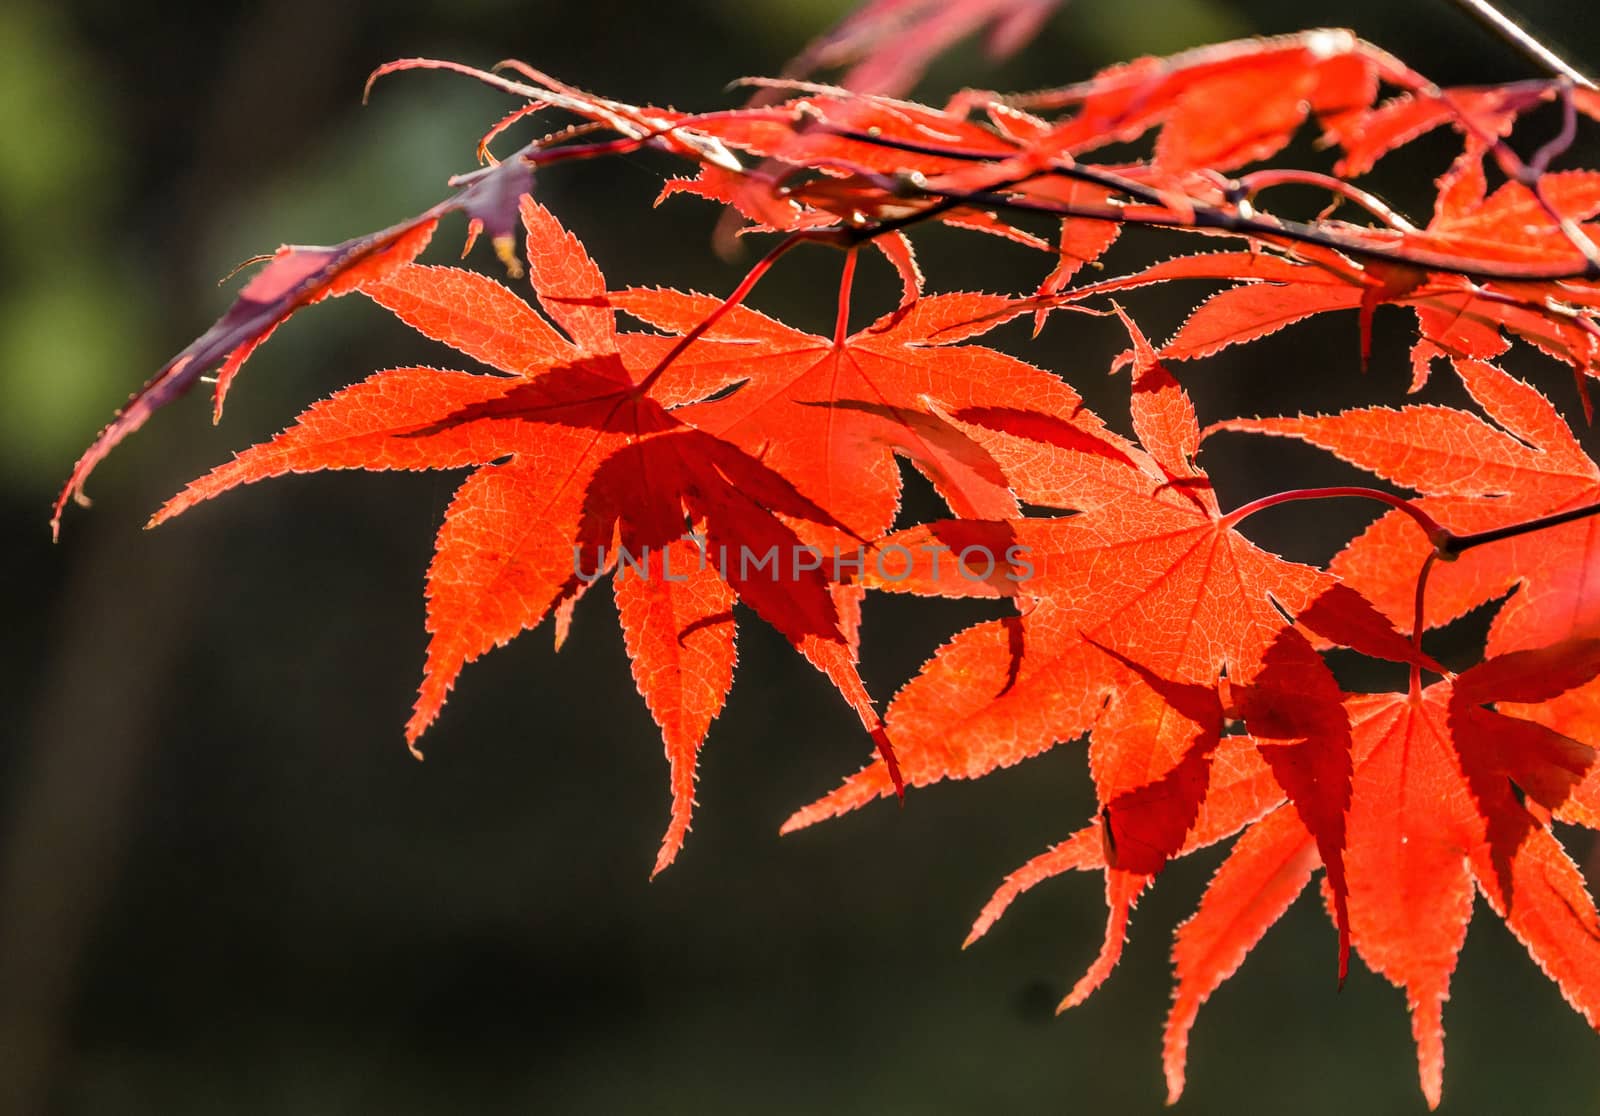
1221 486 1447 544
1232 169 1420 233
834 247 858 345
634 230 834 395
1411 552 1439 696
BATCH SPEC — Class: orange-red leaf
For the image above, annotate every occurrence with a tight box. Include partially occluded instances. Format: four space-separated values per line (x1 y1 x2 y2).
1163 651 1600 1107
154 198 899 866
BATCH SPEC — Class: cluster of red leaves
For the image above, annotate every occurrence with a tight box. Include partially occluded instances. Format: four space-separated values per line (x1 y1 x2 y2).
65 21 1600 1108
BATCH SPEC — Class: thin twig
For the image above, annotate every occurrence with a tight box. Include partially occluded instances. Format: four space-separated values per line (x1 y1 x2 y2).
911 183 1600 282
1446 0 1596 90
1438 499 1600 557
814 124 1600 282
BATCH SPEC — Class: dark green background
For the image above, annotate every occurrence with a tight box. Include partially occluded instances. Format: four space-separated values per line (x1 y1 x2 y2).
5 1 1599 1112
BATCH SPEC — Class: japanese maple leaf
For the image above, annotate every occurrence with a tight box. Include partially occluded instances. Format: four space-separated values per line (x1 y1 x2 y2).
913 597 1407 1027
1163 643 1600 1109
610 270 1125 541
998 31 1418 173
787 323 1327 810
932 586 1438 1092
960 616 1386 1019
786 322 1334 998
1217 356 1600 743
151 197 892 872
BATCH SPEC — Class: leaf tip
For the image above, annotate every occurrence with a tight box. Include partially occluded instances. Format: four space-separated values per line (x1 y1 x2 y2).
361 61 400 105
51 473 96 541
872 725 905 801
1163 1074 1185 1107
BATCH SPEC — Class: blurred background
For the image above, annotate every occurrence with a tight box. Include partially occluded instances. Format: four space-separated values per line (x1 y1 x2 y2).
5 0 1600 1112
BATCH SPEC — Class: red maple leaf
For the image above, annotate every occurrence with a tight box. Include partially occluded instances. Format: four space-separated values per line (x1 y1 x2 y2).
1163 644 1600 1108
1007 30 1411 173
1217 356 1600 735
150 198 896 872
785 319 1343 998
